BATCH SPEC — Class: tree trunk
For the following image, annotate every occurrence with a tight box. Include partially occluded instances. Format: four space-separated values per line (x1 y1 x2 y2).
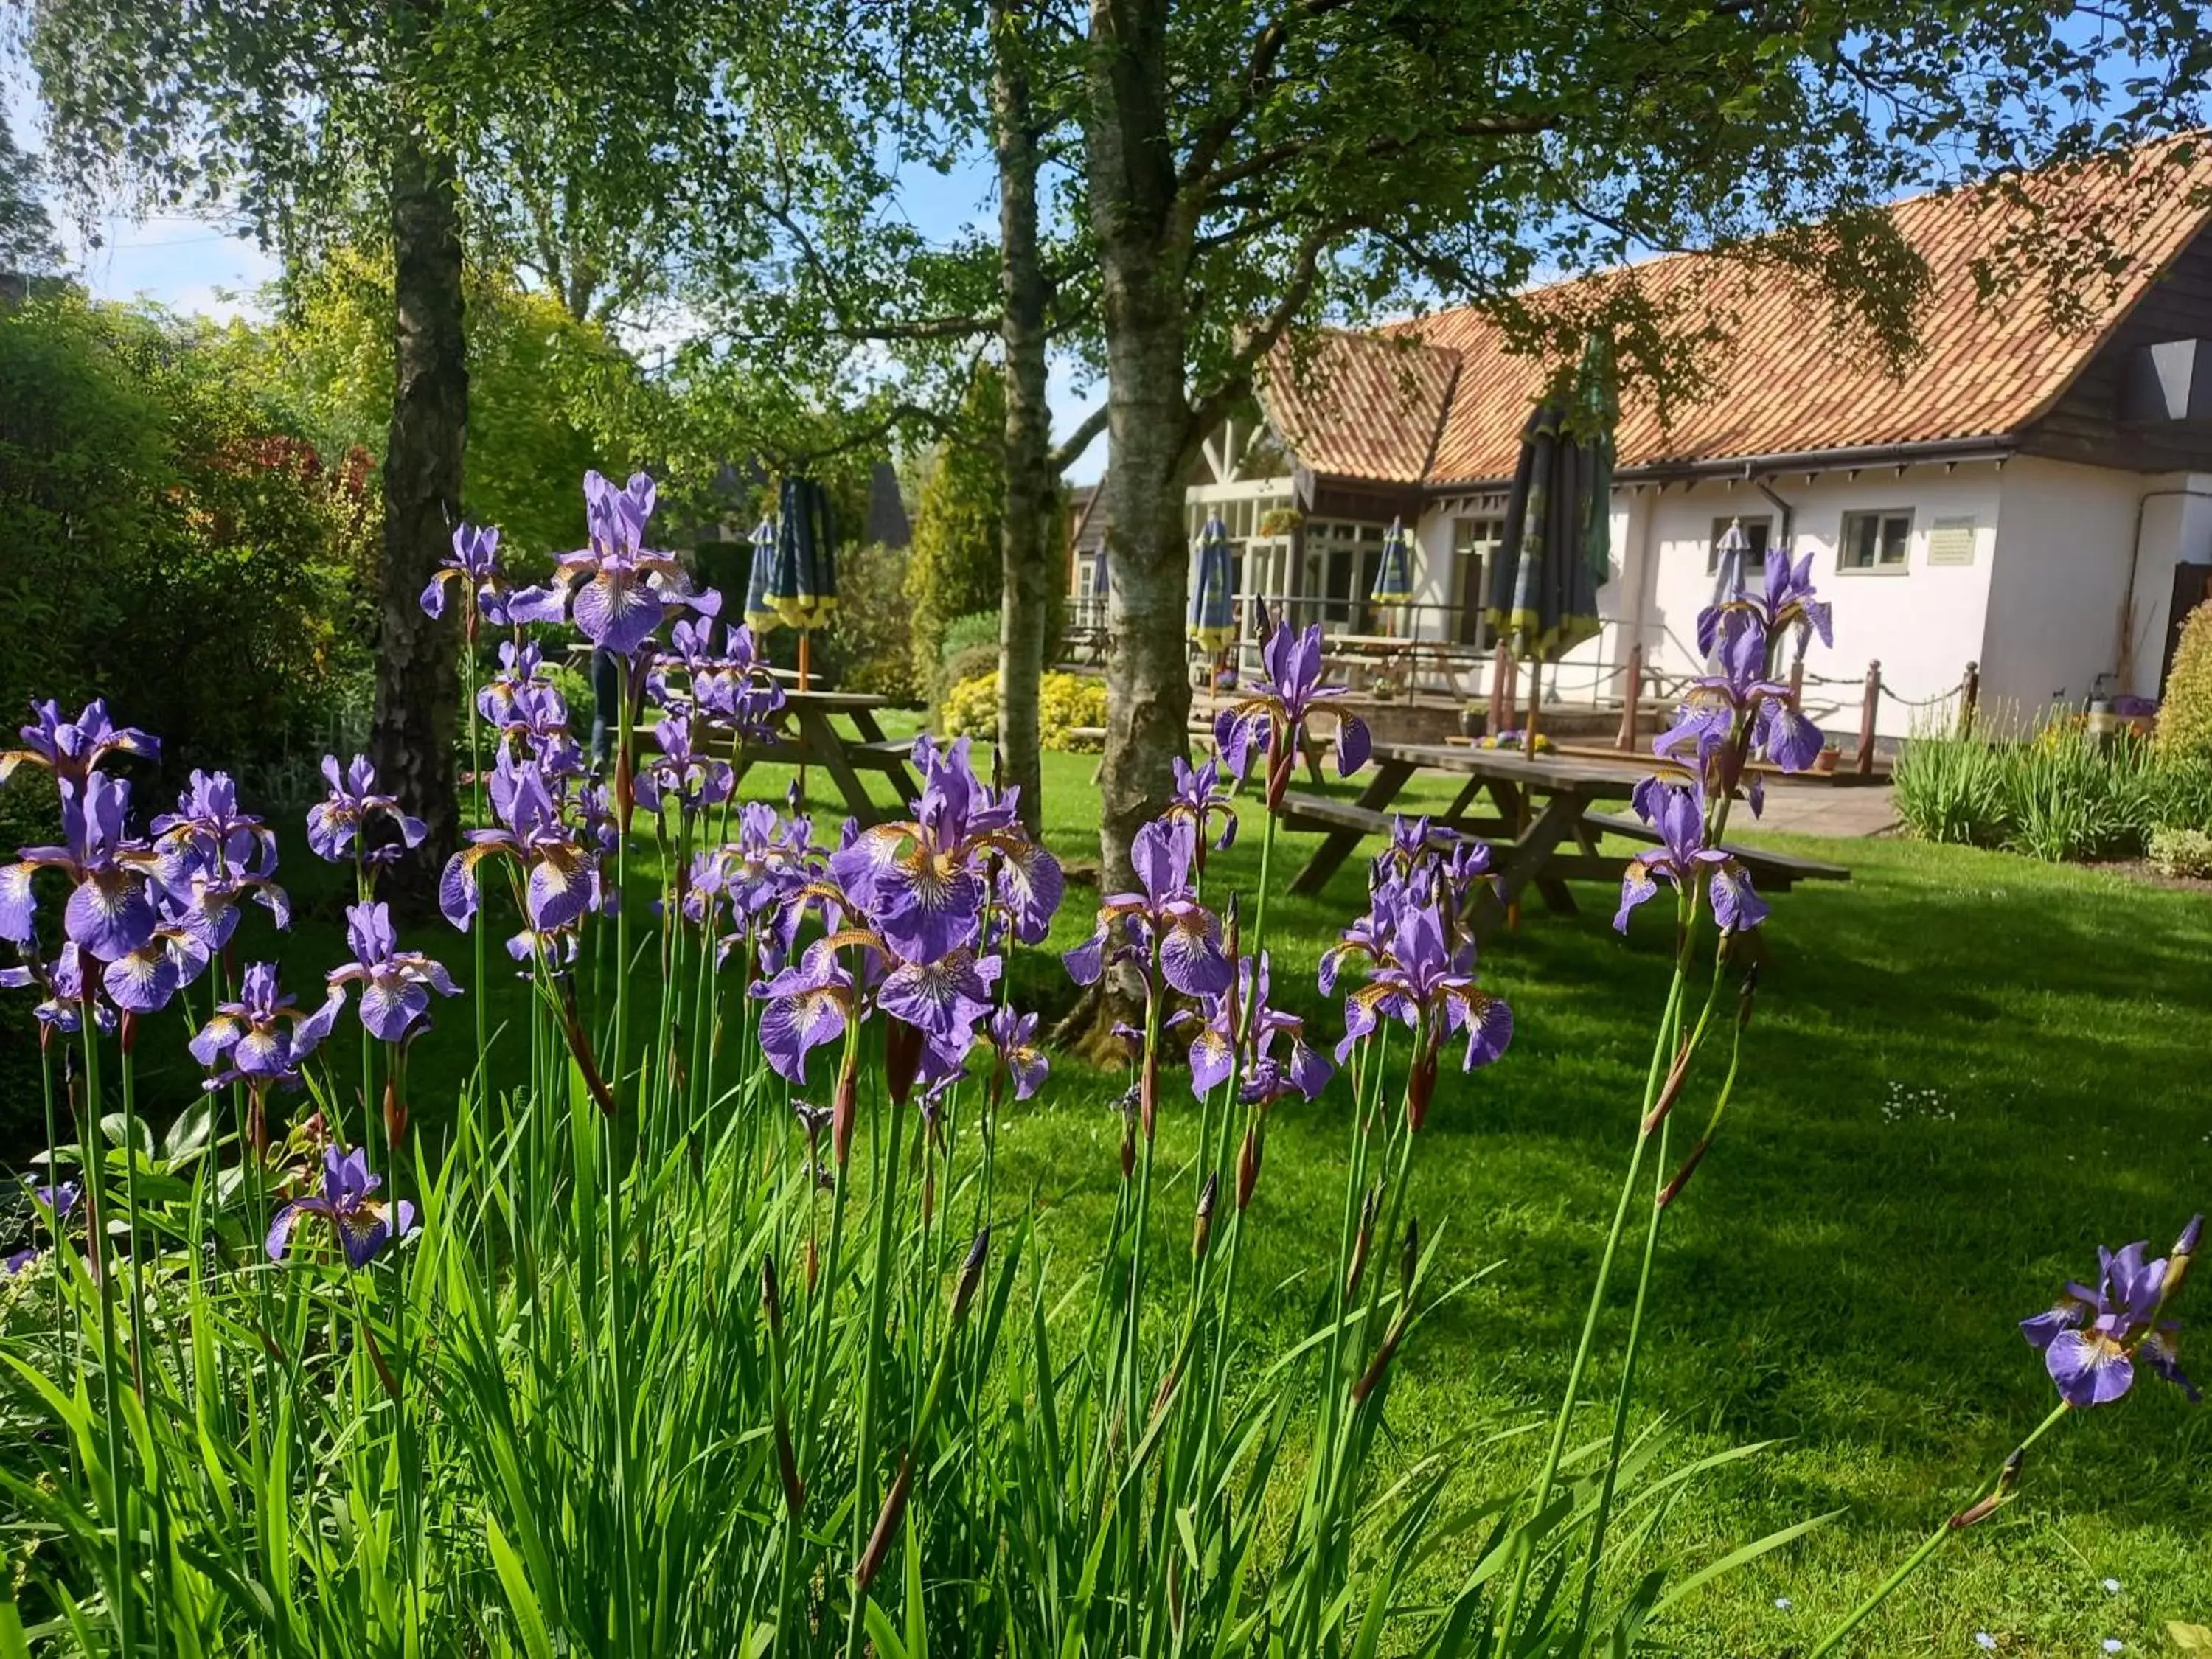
1085 0 1192 892
993 7 1053 836
372 80 467 908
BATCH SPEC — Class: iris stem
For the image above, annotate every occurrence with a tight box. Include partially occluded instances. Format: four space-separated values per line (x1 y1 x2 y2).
1806 1402 2070 1659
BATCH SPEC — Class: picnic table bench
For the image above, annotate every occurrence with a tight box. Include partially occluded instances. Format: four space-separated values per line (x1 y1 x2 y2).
1279 741 1846 941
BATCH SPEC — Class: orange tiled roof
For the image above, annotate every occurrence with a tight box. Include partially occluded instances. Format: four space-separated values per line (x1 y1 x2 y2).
1255 329 1460 483
1262 142 2212 487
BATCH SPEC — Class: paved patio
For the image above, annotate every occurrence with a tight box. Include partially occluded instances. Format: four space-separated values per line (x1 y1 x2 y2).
1753 782 1899 838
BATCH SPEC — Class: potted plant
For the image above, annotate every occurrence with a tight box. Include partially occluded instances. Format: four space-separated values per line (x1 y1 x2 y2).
1256 505 1304 537
1458 702 1485 740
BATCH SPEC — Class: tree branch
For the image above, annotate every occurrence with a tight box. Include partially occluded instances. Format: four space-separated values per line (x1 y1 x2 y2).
1048 403 1110 473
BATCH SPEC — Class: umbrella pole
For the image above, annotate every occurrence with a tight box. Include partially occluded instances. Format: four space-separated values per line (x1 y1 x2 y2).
1509 653 1543 934
797 629 811 806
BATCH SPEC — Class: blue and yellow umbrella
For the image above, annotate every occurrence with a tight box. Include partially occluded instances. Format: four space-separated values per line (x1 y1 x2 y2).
1189 513 1236 652
1371 515 1416 606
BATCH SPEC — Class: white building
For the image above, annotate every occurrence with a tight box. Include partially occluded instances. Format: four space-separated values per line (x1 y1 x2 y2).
1071 146 2212 739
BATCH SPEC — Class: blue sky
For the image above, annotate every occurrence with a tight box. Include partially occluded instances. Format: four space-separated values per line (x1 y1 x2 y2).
3 72 1110 481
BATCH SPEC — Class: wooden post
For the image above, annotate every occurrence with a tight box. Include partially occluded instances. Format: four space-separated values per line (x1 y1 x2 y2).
1958 659 1980 737
1614 641 1644 752
1787 650 1806 712
1854 658 1881 777
1523 653 1543 748
797 629 813 804
1487 642 1512 735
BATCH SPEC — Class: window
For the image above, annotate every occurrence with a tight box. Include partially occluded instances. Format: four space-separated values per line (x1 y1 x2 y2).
1838 510 1913 571
1453 518 1504 646
1307 519 1388 630
1706 516 1773 575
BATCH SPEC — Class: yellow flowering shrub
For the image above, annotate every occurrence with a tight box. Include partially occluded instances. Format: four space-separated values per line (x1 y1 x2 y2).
941 672 1107 751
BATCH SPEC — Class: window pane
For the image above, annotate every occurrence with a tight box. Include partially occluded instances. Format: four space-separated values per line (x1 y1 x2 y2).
1880 515 1910 566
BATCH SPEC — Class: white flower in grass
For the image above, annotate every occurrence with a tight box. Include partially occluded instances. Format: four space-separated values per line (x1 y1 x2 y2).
1773 1597 1792 1611
1974 1636 1997 1652
2102 1577 2121 1593
2102 1641 2124 1654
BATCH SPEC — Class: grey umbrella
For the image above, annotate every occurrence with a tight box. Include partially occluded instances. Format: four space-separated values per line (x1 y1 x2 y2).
1486 338 1616 740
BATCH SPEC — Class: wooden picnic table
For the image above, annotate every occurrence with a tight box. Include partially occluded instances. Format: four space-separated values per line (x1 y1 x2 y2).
1279 741 1846 939
709 688 919 827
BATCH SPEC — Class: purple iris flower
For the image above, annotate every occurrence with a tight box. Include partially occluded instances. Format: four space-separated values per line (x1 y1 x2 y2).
307 756 429 867
636 709 736 818
1338 902 1513 1072
878 945 1000 1071
1063 818 1233 998
1 1180 80 1277
266 1146 417 1270
986 1006 1049 1101
1613 778 1768 935
479 641 554 728
831 737 1062 960
1697 547 1834 658
1658 624 1825 781
0 698 159 788
191 962 344 1093
2021 1223 2200 1407
1166 755 1238 862
701 804 818 970
1213 621 1372 806
327 902 460 1043
1 773 165 962
1184 951 1331 1105
150 771 288 948
683 620 786 740
752 939 859 1085
419 521 507 632
0 942 111 1036
540 470 721 657
100 896 212 1013
441 751 599 946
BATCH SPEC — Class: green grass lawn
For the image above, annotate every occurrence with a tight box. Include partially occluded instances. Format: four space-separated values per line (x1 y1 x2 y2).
8 723 2206 1654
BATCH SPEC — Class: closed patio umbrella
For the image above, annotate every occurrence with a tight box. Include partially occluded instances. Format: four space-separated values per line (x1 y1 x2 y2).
1487 336 1616 740
1371 515 1415 619
744 516 781 635
754 476 839 799
1189 513 1236 652
1710 518 1751 619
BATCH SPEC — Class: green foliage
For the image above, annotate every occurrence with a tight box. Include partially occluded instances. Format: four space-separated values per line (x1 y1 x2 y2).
2154 601 2212 765
229 251 661 564
942 670 1106 749
905 369 1005 694
0 291 374 770
1893 711 2212 861
818 542 918 703
0 114 58 274
2147 825 2212 878
939 610 1001 658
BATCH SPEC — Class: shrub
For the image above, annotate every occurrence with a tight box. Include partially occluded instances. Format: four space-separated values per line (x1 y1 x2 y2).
941 610 1001 658
2149 754 2212 832
941 669 1107 750
821 541 918 703
2154 600 2212 764
905 369 1004 692
0 291 374 773
2149 825 2212 878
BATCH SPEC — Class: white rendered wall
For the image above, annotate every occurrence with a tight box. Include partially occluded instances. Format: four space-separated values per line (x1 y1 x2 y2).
1979 459 2178 723
1632 467 2006 740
